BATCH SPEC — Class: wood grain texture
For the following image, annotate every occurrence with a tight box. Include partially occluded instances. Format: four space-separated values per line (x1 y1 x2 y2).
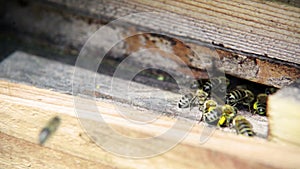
124 33 300 87
44 0 300 65
2 0 299 87
0 133 113 169
1 80 300 169
0 51 270 138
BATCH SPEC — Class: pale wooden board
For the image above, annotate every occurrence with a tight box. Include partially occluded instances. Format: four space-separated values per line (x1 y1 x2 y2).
268 79 300 147
1 80 300 169
42 0 300 65
0 133 113 169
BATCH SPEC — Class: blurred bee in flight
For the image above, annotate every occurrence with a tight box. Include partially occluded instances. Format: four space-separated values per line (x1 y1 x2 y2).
253 93 267 116
233 115 255 137
39 116 61 145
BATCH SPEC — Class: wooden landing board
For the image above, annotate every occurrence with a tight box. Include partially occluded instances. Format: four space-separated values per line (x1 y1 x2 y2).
0 51 269 138
1 80 300 169
0 133 113 169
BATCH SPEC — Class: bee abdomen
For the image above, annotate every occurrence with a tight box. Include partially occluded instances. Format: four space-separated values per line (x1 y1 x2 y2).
178 93 193 108
234 117 255 137
203 108 222 125
237 123 254 136
255 102 266 115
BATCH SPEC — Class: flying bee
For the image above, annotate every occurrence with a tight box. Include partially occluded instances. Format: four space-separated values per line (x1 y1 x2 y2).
233 115 255 137
218 105 238 127
39 116 61 145
265 87 277 95
178 89 209 111
225 89 255 110
253 93 267 116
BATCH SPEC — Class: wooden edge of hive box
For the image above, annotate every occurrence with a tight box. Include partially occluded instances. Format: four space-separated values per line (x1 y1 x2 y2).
268 78 300 147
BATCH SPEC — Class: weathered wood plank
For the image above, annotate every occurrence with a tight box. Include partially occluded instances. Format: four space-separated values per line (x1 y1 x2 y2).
0 132 113 169
43 0 300 64
124 33 300 87
1 0 299 87
0 51 269 138
0 51 299 168
1 79 300 169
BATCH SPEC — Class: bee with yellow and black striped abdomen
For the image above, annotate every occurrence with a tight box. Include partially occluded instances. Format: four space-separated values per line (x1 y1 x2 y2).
225 88 255 110
233 115 255 137
202 76 230 94
218 105 238 127
39 116 61 145
202 106 223 125
253 93 267 116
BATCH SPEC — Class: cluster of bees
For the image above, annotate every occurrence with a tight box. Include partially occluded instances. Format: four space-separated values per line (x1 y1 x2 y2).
178 77 277 137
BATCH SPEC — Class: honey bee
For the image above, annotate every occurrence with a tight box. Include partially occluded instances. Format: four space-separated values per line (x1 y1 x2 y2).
39 116 61 145
202 106 223 125
203 99 217 113
225 89 255 110
218 105 237 127
232 115 255 136
253 93 267 116
191 77 230 93
265 87 277 95
203 77 230 94
178 89 209 111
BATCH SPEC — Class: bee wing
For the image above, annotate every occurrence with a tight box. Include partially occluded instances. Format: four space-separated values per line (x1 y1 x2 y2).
199 125 215 144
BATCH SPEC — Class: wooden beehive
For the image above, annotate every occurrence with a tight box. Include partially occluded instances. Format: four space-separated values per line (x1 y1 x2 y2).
0 0 300 168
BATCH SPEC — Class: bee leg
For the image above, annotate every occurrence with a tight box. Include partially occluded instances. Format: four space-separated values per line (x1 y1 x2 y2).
247 104 252 112
251 109 256 115
242 102 251 112
198 113 204 124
